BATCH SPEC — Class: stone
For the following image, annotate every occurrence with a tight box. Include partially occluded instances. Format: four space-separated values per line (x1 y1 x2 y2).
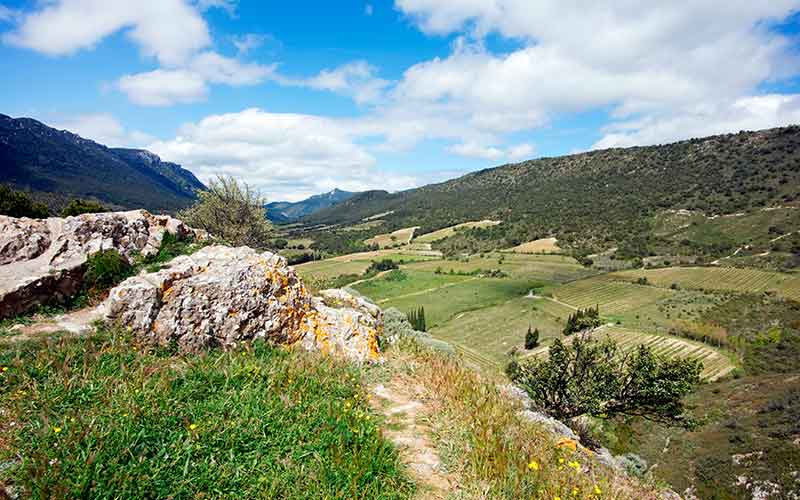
0 210 201 319
103 245 382 363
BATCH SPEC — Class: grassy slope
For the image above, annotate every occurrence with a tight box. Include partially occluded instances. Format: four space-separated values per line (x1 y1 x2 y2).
0 329 413 499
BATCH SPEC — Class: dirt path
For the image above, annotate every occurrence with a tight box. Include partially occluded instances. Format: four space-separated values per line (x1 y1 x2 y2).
526 292 578 311
376 278 479 304
370 379 454 499
1 306 102 342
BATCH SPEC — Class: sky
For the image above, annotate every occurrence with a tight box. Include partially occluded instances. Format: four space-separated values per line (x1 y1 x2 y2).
1 1 800 202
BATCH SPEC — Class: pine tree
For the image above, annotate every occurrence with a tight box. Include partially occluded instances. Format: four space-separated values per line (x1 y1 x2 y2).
419 306 426 332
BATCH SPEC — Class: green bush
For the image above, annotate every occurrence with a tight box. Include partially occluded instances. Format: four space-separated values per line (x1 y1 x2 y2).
60 199 108 217
82 249 133 297
0 185 49 218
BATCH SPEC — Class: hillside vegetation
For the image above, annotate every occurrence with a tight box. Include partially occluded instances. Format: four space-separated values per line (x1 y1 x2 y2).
301 126 800 260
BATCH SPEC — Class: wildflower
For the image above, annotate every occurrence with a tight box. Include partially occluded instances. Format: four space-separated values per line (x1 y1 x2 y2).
568 460 581 471
528 460 540 471
189 423 198 430
594 485 602 495
2 366 8 372
69 417 75 423
53 426 62 433
558 457 565 464
572 487 579 496
554 496 561 500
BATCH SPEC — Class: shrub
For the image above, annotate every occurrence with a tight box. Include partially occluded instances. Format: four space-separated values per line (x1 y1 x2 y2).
525 325 540 350
178 176 273 248
83 249 133 297
0 185 49 218
60 199 107 217
366 259 399 273
508 334 702 426
563 306 602 335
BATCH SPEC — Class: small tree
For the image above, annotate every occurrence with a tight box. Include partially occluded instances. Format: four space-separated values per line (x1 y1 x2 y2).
61 199 108 217
0 185 49 218
525 325 539 350
508 334 702 426
178 176 272 248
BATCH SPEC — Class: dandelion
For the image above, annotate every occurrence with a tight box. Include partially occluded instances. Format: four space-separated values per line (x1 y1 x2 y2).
189 423 198 430
53 426 62 433
528 460 540 471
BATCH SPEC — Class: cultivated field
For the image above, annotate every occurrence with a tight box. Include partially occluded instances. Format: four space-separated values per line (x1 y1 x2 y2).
351 270 472 303
612 266 799 299
404 253 595 283
526 325 735 381
364 226 420 248
413 220 501 243
506 237 561 254
294 249 437 280
553 275 673 313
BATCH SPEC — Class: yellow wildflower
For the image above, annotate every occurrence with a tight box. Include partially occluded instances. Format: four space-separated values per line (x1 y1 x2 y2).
53 427 62 433
558 457 565 464
189 423 198 430
572 487 579 496
554 496 561 500
594 485 602 495
568 460 580 471
1 367 7 372
527 460 540 471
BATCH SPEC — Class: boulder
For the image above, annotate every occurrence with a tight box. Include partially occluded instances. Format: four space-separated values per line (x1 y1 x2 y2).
0 210 201 319
103 245 382 363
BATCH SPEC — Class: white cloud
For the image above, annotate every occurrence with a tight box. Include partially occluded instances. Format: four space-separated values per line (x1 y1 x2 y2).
0 5 20 22
195 0 237 17
51 113 155 147
387 1 800 154
507 143 534 161
448 142 504 161
593 94 800 149
286 61 391 105
189 51 276 85
147 108 418 201
4 0 211 66
118 69 208 106
232 33 269 55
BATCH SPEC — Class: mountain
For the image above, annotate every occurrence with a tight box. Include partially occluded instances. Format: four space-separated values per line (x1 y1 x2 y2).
266 188 358 222
304 126 800 258
0 114 205 213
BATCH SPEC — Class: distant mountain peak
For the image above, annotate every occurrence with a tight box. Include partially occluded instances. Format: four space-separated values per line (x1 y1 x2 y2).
265 188 358 223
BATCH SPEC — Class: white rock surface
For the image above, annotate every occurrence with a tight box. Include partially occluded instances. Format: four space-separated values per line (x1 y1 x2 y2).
0 210 200 319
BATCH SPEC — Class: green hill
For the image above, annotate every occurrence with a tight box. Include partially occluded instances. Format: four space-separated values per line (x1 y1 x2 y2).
303 126 800 261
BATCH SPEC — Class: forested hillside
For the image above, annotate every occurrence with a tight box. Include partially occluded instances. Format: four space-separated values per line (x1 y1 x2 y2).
304 126 800 258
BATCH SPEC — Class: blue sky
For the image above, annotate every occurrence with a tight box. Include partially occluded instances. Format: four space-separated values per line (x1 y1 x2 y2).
1 1 800 201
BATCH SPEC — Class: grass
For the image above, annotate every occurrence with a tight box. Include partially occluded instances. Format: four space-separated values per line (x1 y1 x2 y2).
413 220 501 243
404 253 595 283
364 227 419 249
429 296 574 369
505 237 561 254
378 278 535 330
553 275 673 314
375 340 664 499
351 270 471 303
612 266 799 299
0 328 413 499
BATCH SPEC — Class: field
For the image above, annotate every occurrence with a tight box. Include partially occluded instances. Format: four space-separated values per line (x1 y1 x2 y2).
552 275 673 314
351 270 472 303
612 266 800 299
413 220 501 243
429 296 574 369
525 325 735 381
505 237 561 254
364 227 419 248
404 253 595 283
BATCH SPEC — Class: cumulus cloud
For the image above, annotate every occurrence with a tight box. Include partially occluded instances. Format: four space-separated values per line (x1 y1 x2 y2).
4 0 210 66
147 108 418 201
388 1 800 150
281 61 391 105
117 69 208 106
593 94 800 149
51 113 155 147
232 33 270 55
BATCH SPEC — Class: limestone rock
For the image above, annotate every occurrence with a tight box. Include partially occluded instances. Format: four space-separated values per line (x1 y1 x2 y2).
103 245 382 363
0 210 200 319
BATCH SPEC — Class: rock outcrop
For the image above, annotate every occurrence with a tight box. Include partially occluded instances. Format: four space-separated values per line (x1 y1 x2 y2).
104 245 382 363
0 210 200 319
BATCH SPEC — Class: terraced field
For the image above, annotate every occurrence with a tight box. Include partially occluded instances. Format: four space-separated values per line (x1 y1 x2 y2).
364 226 419 248
429 296 575 368
553 275 673 313
612 266 799 299
526 325 735 381
506 237 561 254
414 220 501 243
294 249 437 280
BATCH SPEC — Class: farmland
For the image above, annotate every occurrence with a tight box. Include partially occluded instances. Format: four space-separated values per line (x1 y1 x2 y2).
552 275 673 313
364 226 419 248
413 220 501 243
506 237 561 254
525 325 735 381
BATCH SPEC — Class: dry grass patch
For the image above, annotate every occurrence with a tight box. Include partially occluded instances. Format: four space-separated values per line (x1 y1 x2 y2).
366 227 420 249
414 220 501 244
507 237 561 254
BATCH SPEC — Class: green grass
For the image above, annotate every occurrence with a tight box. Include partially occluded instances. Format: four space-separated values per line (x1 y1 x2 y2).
352 270 472 303
429 296 574 368
404 253 594 283
379 278 535 330
553 275 673 314
0 329 413 499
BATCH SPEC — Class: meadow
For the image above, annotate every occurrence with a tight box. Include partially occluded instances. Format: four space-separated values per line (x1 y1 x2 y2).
413 220 501 243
